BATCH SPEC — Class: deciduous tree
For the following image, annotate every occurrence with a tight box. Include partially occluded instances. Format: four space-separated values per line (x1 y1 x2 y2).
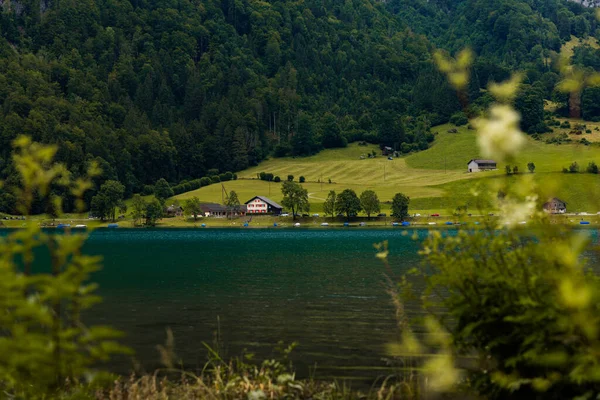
281 181 309 220
336 189 361 220
185 196 202 221
391 193 410 221
323 190 336 217
360 190 380 219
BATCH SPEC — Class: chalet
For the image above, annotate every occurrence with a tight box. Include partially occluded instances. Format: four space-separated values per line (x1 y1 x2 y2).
245 196 283 215
543 198 567 214
382 146 394 156
467 159 497 172
199 203 247 217
165 205 184 217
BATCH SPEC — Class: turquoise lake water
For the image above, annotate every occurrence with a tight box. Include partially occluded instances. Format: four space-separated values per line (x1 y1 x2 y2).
82 228 425 383
3 227 597 385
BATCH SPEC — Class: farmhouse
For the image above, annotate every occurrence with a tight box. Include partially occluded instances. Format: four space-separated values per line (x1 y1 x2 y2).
467 159 497 172
165 204 184 217
245 196 283 215
543 198 567 214
382 146 394 156
199 203 247 217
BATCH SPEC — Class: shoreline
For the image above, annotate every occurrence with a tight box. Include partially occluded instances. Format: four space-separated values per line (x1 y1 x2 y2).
1 214 599 229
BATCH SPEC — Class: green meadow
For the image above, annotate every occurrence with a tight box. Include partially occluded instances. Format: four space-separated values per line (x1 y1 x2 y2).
174 124 600 215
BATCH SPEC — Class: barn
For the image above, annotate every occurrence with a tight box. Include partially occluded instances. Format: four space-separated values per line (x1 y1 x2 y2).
467 159 497 172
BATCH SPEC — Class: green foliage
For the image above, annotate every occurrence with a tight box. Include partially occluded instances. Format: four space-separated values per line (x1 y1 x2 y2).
225 191 241 218
0 137 129 398
91 180 125 222
569 161 580 173
359 190 380 219
274 176 281 183
323 190 336 218
406 223 600 399
391 193 410 220
587 161 598 174
449 112 468 126
320 113 347 149
527 162 536 173
131 194 146 226
299 176 305 183
154 178 174 200
287 175 294 182
184 196 202 221
281 181 309 220
144 199 163 226
335 189 361 220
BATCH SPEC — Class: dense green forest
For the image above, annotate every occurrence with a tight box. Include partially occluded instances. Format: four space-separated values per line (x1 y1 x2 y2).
0 0 599 213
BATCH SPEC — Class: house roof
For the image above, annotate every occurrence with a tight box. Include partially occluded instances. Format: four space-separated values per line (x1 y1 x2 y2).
200 203 247 212
245 196 283 209
543 197 567 206
468 159 497 165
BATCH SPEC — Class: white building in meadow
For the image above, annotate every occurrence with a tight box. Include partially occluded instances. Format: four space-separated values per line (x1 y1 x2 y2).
245 196 283 214
467 159 497 172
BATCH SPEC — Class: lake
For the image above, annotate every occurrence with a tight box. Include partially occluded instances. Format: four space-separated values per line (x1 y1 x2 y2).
5 227 596 386
82 228 424 384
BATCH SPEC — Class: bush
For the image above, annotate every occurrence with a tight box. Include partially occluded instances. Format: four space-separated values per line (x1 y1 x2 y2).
274 176 281 182
299 176 305 183
449 111 468 126
189 179 201 190
207 168 219 177
259 172 267 181
581 138 591 146
569 161 580 173
141 185 154 196
211 176 221 184
560 121 571 129
233 173 238 180
219 172 230 182
200 177 212 186
265 173 274 181
401 223 600 399
587 161 598 174
287 175 294 182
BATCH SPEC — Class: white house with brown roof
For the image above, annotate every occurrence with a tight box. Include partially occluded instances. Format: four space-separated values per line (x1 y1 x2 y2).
468 159 497 172
245 196 283 215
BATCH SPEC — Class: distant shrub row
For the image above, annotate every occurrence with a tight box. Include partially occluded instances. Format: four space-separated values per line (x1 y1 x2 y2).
169 172 238 196
258 172 305 183
562 161 599 174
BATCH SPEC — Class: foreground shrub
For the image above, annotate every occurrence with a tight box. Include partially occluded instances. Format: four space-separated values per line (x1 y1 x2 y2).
400 222 600 399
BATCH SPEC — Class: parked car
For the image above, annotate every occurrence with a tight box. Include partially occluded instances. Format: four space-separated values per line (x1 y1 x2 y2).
312 213 320 217
302 213 309 217
431 213 440 217
377 213 386 217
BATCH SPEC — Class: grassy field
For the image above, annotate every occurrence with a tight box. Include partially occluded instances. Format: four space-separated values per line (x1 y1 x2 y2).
172 122 600 215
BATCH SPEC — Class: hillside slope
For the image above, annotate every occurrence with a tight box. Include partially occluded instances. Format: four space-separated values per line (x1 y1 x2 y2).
1 0 600 214
175 124 600 214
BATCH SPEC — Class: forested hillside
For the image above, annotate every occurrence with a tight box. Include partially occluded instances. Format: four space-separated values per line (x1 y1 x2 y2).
0 0 599 213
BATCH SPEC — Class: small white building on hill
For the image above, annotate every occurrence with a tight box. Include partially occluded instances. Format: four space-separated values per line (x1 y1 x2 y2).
467 159 497 172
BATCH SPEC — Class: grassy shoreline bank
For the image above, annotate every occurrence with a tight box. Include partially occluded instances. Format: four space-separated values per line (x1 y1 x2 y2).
2 213 600 229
